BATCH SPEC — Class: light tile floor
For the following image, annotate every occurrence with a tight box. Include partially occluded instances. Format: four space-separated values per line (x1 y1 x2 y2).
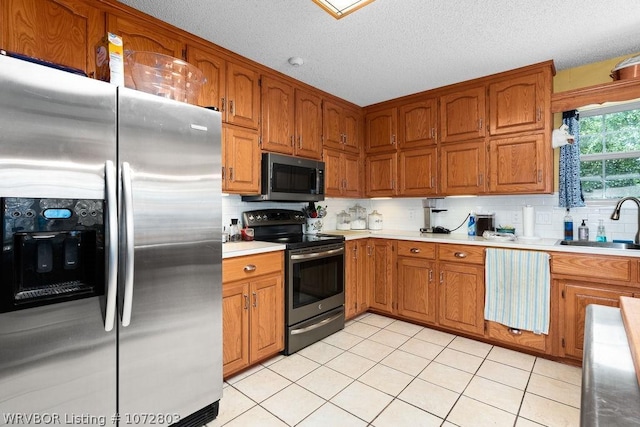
209 313 582 427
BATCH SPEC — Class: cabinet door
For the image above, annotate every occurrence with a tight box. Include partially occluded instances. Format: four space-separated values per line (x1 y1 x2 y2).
365 108 397 153
323 100 345 151
223 126 260 194
2 0 104 76
397 257 436 324
489 71 546 135
222 281 250 377
345 241 359 319
366 152 397 197
438 262 485 335
343 106 362 153
439 141 486 195
488 133 548 193
399 99 437 149
560 283 633 360
186 44 225 110
343 152 362 198
295 89 323 159
261 76 295 154
227 62 260 129
368 240 395 314
322 149 343 197
356 239 369 314
399 147 437 196
439 86 486 143
250 274 284 362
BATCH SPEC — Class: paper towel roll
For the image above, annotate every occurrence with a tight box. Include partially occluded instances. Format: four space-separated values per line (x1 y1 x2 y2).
523 205 535 237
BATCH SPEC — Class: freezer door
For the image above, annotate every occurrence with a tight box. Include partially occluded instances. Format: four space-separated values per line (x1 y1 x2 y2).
117 88 222 421
0 56 117 422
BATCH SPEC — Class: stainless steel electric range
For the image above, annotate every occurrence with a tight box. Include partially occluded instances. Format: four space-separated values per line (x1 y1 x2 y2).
242 209 345 354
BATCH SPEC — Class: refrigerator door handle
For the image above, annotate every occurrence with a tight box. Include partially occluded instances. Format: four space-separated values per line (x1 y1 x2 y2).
121 161 135 327
104 160 118 332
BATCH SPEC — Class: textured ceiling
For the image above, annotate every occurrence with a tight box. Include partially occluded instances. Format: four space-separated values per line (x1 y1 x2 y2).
117 0 640 107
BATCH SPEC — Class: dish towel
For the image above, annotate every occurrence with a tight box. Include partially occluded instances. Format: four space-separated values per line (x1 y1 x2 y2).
484 248 551 334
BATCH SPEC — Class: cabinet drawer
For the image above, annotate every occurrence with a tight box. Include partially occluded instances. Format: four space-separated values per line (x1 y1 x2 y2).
552 252 632 283
397 241 436 259
438 244 485 265
223 251 283 283
486 321 548 353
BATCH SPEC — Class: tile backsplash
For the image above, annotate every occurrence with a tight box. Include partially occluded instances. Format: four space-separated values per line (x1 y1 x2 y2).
222 193 639 242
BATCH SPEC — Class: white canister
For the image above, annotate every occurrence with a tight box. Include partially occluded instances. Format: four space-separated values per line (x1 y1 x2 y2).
304 218 323 234
368 210 383 230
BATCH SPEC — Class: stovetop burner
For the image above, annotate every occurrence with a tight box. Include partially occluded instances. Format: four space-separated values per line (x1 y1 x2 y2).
242 209 344 250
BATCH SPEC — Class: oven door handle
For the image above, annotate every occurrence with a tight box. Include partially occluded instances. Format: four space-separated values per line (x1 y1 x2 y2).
290 311 344 335
289 247 344 260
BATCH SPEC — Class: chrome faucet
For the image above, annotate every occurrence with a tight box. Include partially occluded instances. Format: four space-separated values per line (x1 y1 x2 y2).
611 197 640 244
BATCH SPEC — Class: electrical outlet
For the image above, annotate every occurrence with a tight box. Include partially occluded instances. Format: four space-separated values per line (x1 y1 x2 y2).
511 211 521 224
536 212 552 225
408 209 416 220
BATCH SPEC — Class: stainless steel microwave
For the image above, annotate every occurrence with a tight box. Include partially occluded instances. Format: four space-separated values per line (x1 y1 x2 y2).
242 153 325 202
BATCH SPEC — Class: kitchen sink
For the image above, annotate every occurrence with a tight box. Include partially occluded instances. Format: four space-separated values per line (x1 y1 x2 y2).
559 240 640 250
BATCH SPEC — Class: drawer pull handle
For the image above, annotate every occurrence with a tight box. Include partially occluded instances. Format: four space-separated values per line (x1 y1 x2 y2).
410 248 421 254
244 264 257 272
508 328 522 335
454 252 467 258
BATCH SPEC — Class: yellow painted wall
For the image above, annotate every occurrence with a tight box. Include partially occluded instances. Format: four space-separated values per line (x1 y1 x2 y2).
552 52 640 190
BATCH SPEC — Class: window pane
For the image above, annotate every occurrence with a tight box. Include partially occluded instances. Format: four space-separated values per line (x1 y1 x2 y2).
579 134 603 155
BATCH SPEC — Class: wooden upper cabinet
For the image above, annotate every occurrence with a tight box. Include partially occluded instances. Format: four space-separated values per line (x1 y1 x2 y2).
365 107 398 153
439 140 486 195
261 75 295 155
107 13 185 88
488 133 548 193
366 152 397 197
2 0 104 76
323 100 361 153
295 88 322 159
398 99 437 149
399 147 437 196
226 62 260 129
223 125 260 194
324 149 362 198
489 70 547 135
186 44 225 109
439 86 486 143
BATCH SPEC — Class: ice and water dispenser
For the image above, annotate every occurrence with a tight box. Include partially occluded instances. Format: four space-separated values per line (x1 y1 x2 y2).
0 197 105 312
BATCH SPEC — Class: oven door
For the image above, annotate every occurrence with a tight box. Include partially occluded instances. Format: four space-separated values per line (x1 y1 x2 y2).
286 243 344 326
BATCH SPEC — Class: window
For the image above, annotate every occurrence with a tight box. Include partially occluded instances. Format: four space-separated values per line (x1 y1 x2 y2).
579 101 640 200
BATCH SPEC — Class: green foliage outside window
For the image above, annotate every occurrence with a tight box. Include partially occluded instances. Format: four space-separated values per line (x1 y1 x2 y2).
579 108 640 199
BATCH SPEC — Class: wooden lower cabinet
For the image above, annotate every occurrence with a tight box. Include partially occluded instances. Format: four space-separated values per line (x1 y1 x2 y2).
368 239 395 314
345 240 369 319
222 252 284 378
559 282 634 360
438 261 485 336
397 255 437 324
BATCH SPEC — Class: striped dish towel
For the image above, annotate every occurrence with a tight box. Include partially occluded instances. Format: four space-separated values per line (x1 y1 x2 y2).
484 248 551 334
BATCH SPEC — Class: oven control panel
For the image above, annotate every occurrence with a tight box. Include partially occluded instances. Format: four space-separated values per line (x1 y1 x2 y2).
243 209 305 226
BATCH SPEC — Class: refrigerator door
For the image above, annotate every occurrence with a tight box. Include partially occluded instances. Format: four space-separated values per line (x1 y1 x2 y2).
117 88 222 421
0 57 117 421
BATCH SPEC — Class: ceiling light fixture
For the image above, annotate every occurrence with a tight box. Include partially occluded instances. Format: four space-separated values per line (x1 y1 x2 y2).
312 0 375 19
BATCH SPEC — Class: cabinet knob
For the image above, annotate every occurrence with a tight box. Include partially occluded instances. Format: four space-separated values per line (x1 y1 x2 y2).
230 100 235 116
410 248 421 254
454 252 467 259
244 264 257 272
243 294 249 310
252 292 258 308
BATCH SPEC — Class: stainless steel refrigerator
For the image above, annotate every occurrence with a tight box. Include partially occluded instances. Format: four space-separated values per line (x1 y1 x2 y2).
0 54 222 426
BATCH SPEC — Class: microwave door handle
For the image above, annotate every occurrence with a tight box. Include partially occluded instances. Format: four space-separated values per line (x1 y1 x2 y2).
104 160 118 332
290 247 344 260
121 162 135 327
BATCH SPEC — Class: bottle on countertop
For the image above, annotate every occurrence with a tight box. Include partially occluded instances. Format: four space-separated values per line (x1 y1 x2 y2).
578 219 589 241
564 208 574 241
229 218 241 242
596 219 607 242
467 213 476 236
222 226 229 243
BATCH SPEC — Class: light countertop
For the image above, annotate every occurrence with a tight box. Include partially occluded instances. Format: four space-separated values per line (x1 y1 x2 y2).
222 230 640 258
